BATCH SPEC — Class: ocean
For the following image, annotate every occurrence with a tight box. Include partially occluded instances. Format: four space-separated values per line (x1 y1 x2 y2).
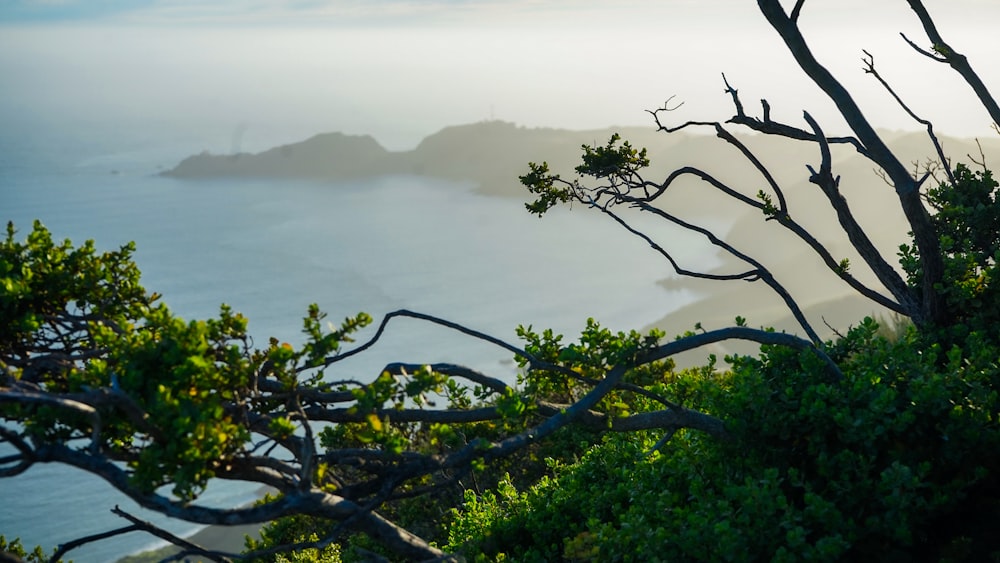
0 118 714 561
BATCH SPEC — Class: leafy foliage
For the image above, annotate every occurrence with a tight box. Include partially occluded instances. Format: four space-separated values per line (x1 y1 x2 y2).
244 499 343 563
10 152 1000 561
1 221 264 499
0 536 58 563
574 133 650 180
446 318 1000 561
901 164 1000 341
5 2 1000 554
522 133 650 216
0 220 150 352
443 146 1000 559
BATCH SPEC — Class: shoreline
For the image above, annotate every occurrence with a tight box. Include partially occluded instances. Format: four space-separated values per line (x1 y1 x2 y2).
117 487 274 562
117 523 263 563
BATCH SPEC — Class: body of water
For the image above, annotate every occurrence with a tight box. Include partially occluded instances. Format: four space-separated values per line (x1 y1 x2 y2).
0 121 715 561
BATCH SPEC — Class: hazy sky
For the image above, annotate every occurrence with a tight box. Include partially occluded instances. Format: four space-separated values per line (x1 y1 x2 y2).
2 0 998 150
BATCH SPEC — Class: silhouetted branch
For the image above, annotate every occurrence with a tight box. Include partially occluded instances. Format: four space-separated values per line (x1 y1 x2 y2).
49 521 145 563
790 0 806 23
637 109 905 315
904 0 1000 128
757 0 944 325
598 196 821 343
899 32 946 62
327 309 527 367
711 122 906 313
709 74 871 157
383 362 509 395
862 49 954 185
0 426 34 477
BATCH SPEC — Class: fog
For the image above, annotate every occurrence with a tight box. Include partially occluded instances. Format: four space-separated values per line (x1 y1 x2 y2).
1 0 999 151
2 4 1000 558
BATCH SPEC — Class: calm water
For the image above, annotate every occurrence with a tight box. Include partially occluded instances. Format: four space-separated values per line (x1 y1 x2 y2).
0 121 714 561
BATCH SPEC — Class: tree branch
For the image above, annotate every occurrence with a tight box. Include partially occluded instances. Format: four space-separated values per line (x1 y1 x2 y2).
0 389 103 452
383 362 509 395
0 425 34 477
709 74 871 158
862 49 954 185
904 0 1000 128
29 443 445 560
756 0 945 325
799 111 918 311
50 521 145 563
633 114 905 315
711 122 906 314
599 200 822 344
327 310 527 368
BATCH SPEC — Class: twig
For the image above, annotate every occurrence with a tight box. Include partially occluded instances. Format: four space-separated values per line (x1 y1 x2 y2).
49 523 144 563
904 0 1000 126
862 49 954 185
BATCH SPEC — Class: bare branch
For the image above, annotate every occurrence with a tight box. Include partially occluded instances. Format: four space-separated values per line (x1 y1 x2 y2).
609 408 727 437
722 73 746 118
305 405 504 425
28 443 445 560
711 122 788 211
0 389 103 452
790 0 806 23
328 309 527 367
108 507 233 563
49 521 145 563
635 114 904 315
330 309 667 407
969 138 989 171
905 0 1000 127
599 198 760 283
717 75 870 157
383 362 509 395
536 399 729 439
862 49 954 185
0 426 34 477
709 124 907 313
641 325 842 380
798 111 918 313
899 32 947 62
756 0 944 325
292 396 317 492
603 199 822 344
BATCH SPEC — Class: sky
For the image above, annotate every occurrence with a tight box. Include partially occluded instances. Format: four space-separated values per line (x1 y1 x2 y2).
1 0 999 150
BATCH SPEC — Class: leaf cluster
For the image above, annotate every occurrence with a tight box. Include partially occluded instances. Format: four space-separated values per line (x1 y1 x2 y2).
900 164 1000 341
446 319 1000 561
521 134 650 216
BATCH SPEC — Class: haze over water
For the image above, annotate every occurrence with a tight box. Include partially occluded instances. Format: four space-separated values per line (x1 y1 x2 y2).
2 1 999 560
2 0 999 153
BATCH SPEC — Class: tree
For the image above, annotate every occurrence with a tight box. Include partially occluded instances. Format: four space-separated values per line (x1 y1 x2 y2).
2 0 999 560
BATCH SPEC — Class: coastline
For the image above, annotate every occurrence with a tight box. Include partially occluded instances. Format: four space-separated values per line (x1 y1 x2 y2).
646 258 897 368
117 523 263 563
117 487 274 562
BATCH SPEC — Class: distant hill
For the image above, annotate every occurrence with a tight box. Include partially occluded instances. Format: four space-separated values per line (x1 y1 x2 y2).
165 121 999 200
164 131 392 180
163 120 1000 235
163 120 685 195
164 120 1000 355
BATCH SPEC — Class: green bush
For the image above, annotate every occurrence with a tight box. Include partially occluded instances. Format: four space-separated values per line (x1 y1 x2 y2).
445 319 1000 561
